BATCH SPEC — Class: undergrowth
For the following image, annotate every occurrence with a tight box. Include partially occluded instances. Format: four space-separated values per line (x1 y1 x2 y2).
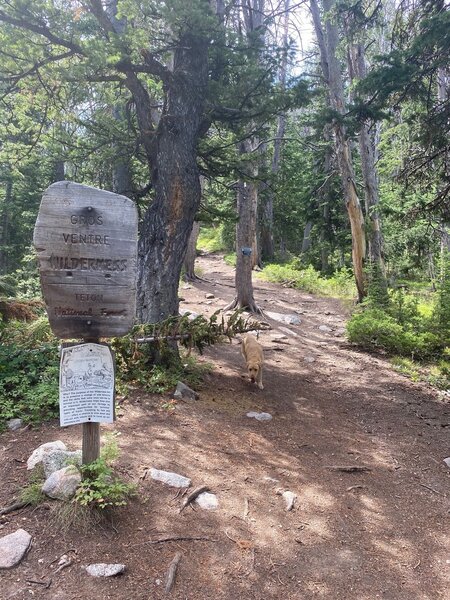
260 261 356 299
197 226 226 253
347 253 450 391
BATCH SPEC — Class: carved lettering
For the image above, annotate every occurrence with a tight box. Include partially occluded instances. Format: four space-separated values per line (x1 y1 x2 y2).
75 294 104 302
63 233 110 245
49 256 127 272
54 307 93 317
70 214 103 225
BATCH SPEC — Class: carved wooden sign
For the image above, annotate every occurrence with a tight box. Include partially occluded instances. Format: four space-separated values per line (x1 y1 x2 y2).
34 181 138 339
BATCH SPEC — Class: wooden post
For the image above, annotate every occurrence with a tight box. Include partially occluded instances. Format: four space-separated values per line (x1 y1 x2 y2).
82 422 100 465
82 336 100 465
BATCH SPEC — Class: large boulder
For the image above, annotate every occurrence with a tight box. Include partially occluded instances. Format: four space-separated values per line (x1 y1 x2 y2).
0 529 32 569
27 441 67 470
42 465 81 500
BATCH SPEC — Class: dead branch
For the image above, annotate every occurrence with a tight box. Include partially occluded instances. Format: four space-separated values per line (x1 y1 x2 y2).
179 486 209 513
325 465 372 473
165 552 182 593
54 559 73 574
0 500 29 516
25 579 52 589
133 535 216 547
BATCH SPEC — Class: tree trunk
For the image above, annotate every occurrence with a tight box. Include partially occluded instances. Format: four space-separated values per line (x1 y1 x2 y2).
350 43 386 278
310 0 367 301
183 221 200 281
0 175 12 275
136 32 209 323
260 0 290 262
301 221 313 254
225 175 261 312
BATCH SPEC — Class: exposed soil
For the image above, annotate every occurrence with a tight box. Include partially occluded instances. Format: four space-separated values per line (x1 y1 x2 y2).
1 253 449 599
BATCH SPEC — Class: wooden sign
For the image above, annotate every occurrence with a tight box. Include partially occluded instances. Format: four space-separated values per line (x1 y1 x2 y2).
33 181 138 339
59 343 115 427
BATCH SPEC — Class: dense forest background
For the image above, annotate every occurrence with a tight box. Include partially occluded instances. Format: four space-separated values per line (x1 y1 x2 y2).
0 0 449 425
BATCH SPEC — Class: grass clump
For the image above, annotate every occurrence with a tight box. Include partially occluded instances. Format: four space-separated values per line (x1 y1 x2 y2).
260 261 356 299
197 226 226 253
19 465 46 506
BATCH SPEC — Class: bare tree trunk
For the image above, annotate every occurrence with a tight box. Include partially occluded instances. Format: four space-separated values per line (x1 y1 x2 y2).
310 0 367 301
0 176 12 275
225 152 262 312
261 0 289 261
183 221 200 281
226 0 266 311
350 43 386 279
301 221 313 254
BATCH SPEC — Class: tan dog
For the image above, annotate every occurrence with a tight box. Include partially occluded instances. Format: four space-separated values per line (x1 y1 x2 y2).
242 334 264 390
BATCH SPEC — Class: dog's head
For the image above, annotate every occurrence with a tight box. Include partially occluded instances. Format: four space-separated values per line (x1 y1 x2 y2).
248 362 260 383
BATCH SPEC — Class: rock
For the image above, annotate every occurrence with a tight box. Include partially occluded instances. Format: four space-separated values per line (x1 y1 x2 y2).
150 468 191 488
318 325 333 332
304 356 316 363
282 490 297 511
285 315 301 325
42 450 82 478
42 465 81 500
276 489 297 511
173 381 199 401
182 284 192 290
266 311 301 325
205 293 215 299
0 529 32 569
443 457 450 468
6 418 23 431
179 309 199 320
246 411 272 422
205 300 213 305
195 492 218 510
85 563 125 577
263 476 280 484
27 441 67 470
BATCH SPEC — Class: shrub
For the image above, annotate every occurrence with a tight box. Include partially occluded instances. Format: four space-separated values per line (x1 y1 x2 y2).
0 342 59 430
74 435 136 510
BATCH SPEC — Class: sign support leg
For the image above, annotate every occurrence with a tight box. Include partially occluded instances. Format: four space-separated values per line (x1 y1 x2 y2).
82 422 100 464
82 336 100 465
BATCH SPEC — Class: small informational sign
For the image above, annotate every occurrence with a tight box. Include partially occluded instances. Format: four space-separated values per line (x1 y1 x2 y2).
59 343 115 427
33 181 138 339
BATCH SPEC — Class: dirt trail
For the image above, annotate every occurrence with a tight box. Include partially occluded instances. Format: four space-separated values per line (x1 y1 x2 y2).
1 253 449 599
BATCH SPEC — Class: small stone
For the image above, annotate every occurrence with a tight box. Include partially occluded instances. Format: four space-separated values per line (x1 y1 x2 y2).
304 356 316 363
205 293 215 299
0 529 32 569
179 309 199 320
246 411 272 422
282 490 297 511
443 457 450 468
85 563 125 577
205 300 213 305
182 284 192 290
42 450 82 478
195 492 218 510
173 381 199 401
263 476 280 484
284 315 301 325
7 418 23 431
318 325 333 332
27 441 67 470
42 465 81 500
150 468 191 488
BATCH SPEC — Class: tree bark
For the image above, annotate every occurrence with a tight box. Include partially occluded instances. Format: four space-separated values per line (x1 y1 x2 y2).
260 0 290 262
183 221 200 281
310 0 367 301
136 32 209 322
350 43 386 278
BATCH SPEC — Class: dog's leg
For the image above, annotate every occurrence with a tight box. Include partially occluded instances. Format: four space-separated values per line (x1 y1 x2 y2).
257 365 264 390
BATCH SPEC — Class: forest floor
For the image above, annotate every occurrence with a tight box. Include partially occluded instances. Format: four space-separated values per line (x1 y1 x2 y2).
1 253 449 600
